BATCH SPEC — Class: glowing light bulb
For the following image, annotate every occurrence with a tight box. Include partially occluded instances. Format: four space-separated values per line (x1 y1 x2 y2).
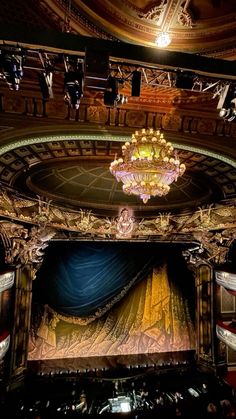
155 32 172 48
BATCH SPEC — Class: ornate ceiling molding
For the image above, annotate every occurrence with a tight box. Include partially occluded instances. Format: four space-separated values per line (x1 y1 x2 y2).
39 0 236 52
0 132 235 169
39 0 118 39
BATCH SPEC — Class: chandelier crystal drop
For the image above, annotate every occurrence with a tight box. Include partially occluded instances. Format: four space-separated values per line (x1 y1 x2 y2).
110 128 186 204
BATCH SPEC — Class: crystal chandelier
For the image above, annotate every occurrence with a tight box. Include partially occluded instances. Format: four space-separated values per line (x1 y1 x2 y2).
110 128 186 204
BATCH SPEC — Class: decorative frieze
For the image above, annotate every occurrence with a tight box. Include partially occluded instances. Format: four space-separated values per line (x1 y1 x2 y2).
0 219 55 273
0 185 235 266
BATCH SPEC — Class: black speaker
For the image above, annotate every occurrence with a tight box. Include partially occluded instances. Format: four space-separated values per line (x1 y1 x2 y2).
175 71 194 90
131 70 141 97
104 90 116 106
85 48 109 90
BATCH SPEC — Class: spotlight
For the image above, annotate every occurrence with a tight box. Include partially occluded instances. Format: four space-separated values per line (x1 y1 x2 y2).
217 84 233 110
219 108 228 118
217 84 236 122
116 93 128 105
0 49 24 90
64 69 83 109
220 109 236 122
104 76 128 107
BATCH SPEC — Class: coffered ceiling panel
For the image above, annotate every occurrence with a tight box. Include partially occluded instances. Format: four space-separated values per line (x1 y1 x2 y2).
0 139 233 216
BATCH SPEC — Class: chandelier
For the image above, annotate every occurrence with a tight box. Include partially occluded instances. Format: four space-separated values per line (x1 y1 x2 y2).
110 128 186 204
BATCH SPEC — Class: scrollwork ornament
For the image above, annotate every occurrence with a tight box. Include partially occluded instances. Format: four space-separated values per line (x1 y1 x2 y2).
177 5 193 27
138 0 167 22
0 221 56 273
192 229 236 266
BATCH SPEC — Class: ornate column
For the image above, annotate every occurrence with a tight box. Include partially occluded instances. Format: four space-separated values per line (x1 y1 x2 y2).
195 263 216 367
7 264 33 389
183 232 232 375
0 221 55 390
193 229 236 374
183 252 215 370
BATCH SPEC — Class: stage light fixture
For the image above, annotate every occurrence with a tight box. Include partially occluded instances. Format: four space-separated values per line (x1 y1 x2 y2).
217 83 236 122
104 76 128 107
64 68 83 109
0 50 24 91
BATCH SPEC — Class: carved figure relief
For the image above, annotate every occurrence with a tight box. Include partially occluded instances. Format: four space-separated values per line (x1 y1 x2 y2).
116 208 134 238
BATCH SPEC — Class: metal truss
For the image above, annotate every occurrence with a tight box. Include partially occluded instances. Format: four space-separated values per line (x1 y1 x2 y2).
0 43 233 101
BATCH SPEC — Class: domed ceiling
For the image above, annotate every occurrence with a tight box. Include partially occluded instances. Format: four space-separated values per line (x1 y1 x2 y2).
1 1 236 55
0 0 236 224
0 137 234 217
36 0 236 54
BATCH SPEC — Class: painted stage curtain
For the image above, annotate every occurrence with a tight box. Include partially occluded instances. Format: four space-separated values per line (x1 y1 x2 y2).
29 262 195 360
34 242 156 318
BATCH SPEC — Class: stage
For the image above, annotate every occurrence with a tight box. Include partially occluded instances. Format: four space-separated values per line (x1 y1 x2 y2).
28 350 195 376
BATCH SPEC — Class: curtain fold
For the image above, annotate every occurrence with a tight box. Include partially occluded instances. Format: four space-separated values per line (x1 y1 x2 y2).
29 262 195 360
35 242 156 318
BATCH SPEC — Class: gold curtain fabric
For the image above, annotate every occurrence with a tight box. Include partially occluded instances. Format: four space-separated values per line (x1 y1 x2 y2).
28 264 195 360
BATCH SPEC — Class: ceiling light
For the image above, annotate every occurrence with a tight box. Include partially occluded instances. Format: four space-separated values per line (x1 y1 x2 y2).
155 32 172 48
110 128 186 204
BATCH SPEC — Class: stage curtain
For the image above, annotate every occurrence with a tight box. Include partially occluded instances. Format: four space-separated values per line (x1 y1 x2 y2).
29 263 195 360
34 242 156 318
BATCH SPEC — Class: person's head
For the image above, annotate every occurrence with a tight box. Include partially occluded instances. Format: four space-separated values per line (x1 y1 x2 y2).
121 208 129 218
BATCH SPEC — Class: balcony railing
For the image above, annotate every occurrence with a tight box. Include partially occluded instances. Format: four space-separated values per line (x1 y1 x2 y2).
216 321 236 351
215 271 236 295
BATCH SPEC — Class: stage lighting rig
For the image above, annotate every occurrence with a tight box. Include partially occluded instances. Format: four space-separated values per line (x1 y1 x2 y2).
0 48 24 91
64 57 84 109
104 76 128 107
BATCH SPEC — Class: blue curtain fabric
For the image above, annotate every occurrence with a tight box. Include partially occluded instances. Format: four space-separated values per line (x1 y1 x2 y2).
36 242 157 317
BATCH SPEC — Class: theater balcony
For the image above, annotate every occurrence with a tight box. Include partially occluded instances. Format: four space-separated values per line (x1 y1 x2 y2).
215 271 236 296
216 320 236 351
